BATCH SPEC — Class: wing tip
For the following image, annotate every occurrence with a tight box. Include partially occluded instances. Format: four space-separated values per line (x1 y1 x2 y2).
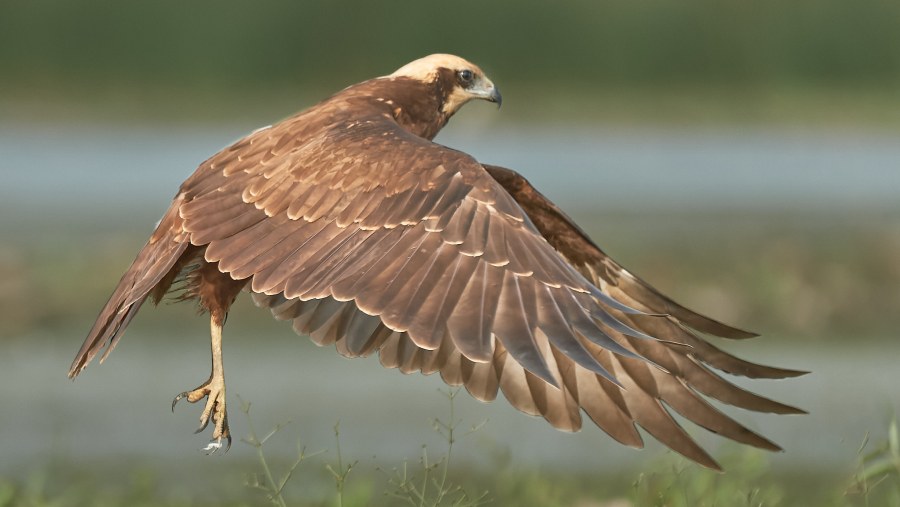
776 368 811 379
723 327 760 340
68 345 99 380
747 365 811 380
705 460 725 473
689 317 760 340
664 448 723 472
757 438 784 453
779 404 809 416
67 345 94 380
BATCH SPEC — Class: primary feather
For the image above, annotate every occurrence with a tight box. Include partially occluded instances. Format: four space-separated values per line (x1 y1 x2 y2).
70 54 805 470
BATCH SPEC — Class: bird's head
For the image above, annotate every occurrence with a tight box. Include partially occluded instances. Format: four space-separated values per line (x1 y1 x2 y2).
389 54 502 116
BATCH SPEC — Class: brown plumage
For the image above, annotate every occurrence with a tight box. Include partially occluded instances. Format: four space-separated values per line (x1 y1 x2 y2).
69 54 805 468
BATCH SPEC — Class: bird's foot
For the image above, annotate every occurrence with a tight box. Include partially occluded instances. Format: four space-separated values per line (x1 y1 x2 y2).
172 376 231 453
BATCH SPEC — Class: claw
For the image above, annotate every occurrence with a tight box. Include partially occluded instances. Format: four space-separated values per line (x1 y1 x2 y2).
195 418 211 433
175 316 231 455
173 375 229 454
172 392 189 412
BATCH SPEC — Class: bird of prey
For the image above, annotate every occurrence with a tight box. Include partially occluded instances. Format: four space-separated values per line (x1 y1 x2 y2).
69 54 804 470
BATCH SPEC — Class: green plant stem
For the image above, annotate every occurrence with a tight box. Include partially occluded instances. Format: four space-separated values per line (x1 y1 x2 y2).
435 390 457 505
240 398 290 507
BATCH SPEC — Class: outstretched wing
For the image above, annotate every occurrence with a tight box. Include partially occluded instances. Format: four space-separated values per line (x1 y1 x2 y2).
69 195 193 377
182 111 653 390
72 92 804 469
175 105 802 469
480 166 807 460
482 165 805 377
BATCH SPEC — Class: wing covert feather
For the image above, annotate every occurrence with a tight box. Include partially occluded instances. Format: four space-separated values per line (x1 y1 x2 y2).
171 109 801 471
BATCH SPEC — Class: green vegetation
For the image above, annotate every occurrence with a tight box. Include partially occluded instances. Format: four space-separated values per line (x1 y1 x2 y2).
240 397 324 507
4 0 900 126
0 395 897 506
850 419 900 505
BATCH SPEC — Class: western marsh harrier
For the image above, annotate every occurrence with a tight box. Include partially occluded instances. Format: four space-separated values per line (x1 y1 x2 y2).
70 54 804 469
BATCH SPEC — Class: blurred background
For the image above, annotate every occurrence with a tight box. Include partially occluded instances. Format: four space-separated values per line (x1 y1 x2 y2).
1 1 899 505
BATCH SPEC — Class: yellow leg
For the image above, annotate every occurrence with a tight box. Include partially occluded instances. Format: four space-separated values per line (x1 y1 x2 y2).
172 315 231 453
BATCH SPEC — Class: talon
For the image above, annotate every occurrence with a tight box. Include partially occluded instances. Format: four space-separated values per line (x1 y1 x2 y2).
217 414 232 453
175 374 228 452
172 392 189 412
176 316 230 454
195 419 211 433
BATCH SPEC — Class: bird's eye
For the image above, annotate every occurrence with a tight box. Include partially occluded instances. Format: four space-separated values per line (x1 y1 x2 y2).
458 69 474 84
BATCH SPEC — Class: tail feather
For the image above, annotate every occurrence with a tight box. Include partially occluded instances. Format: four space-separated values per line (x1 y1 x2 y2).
68 195 190 378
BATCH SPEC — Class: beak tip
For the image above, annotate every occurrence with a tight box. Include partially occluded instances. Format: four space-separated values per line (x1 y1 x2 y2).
490 88 502 109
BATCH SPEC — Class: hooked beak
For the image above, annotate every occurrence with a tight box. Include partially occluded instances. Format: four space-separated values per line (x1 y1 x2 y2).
487 86 502 108
473 77 502 108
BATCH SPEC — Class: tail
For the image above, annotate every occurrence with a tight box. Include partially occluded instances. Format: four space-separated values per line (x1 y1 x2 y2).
68 194 191 378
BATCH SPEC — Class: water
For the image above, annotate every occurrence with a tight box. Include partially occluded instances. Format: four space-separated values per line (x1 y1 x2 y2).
1 333 897 478
2 121 899 221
